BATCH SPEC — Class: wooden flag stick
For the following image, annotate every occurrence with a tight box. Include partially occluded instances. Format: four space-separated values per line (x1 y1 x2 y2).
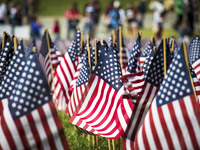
153 46 156 52
118 138 120 150
139 31 142 44
101 39 103 46
10 34 13 41
14 37 18 52
108 139 111 150
119 26 123 72
150 36 154 44
20 38 23 42
170 39 175 53
95 136 98 150
81 32 83 51
45 29 57 106
32 47 37 53
92 136 95 147
94 39 97 66
112 139 115 150
112 30 115 46
2 31 6 49
183 41 198 102
163 37 167 77
87 35 91 75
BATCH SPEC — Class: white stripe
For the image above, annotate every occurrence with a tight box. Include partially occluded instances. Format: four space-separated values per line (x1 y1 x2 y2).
57 67 69 91
127 84 150 138
0 118 11 150
184 96 200 147
192 59 200 69
173 99 193 149
152 99 169 149
161 105 180 149
136 122 145 150
143 106 156 150
117 103 127 131
43 103 64 150
79 76 98 112
32 110 50 150
20 116 37 149
1 106 24 150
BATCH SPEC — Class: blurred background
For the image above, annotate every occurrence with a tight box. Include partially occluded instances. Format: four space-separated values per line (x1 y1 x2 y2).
0 0 200 51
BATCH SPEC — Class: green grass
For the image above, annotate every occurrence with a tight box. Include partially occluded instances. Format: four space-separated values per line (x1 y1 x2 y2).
58 111 122 150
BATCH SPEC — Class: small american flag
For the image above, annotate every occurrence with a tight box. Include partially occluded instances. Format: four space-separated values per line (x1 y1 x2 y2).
70 42 132 139
0 53 69 149
126 34 141 73
135 43 200 150
189 36 200 82
121 39 167 149
0 44 25 117
53 29 82 110
0 37 14 84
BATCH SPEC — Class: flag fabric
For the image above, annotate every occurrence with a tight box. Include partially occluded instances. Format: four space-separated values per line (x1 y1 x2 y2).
24 39 36 59
138 43 154 70
134 44 200 150
0 37 14 84
121 39 167 149
188 36 200 82
126 34 141 74
0 44 26 117
53 29 82 110
39 31 62 88
0 53 69 150
70 43 133 139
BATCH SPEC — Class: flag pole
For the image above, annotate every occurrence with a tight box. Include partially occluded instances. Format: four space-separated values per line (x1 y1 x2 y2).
108 138 111 150
94 39 97 66
170 39 175 53
163 37 167 76
81 32 83 52
45 29 58 107
14 37 18 52
87 34 91 74
10 34 13 41
112 139 115 150
150 36 154 44
112 30 115 46
119 26 123 73
183 41 198 102
2 31 6 49
32 47 37 53
153 46 156 52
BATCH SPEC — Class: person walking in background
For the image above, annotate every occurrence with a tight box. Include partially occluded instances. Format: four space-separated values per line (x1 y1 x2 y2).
138 0 146 28
53 20 60 40
0 0 7 24
126 2 139 40
30 16 42 39
174 0 184 30
65 3 80 40
149 0 164 39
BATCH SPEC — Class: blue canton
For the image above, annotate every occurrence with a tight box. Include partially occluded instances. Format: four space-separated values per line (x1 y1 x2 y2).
156 44 193 107
9 53 52 120
188 36 200 65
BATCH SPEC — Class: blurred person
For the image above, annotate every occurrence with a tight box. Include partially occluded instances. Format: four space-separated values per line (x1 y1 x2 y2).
92 0 101 27
53 20 60 40
105 0 114 15
174 0 184 29
149 0 164 39
7 1 16 25
186 0 194 35
14 3 23 25
106 1 121 30
0 0 7 24
138 0 146 28
30 16 42 39
65 3 80 40
83 0 96 38
126 3 139 40
178 19 190 43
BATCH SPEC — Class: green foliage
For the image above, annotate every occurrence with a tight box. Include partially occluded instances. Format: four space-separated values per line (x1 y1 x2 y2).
58 111 122 150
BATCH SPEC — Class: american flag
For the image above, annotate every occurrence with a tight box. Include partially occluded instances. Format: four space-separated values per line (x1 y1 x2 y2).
0 37 14 84
188 36 200 82
70 43 133 139
0 44 25 117
24 39 36 59
39 31 62 88
53 29 82 110
126 34 141 73
138 42 153 70
121 39 167 149
0 53 69 149
134 43 200 150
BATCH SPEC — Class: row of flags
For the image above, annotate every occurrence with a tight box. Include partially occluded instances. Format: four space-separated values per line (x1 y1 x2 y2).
0 28 200 149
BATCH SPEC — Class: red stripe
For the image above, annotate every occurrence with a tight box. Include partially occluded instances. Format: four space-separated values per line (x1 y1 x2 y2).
149 107 162 150
193 63 200 70
168 102 186 149
157 107 175 149
1 115 17 150
27 114 42 149
63 55 74 80
59 64 70 89
179 96 199 149
38 107 57 149
15 119 30 149
142 121 150 150
190 95 200 126
49 102 70 149
0 100 3 116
